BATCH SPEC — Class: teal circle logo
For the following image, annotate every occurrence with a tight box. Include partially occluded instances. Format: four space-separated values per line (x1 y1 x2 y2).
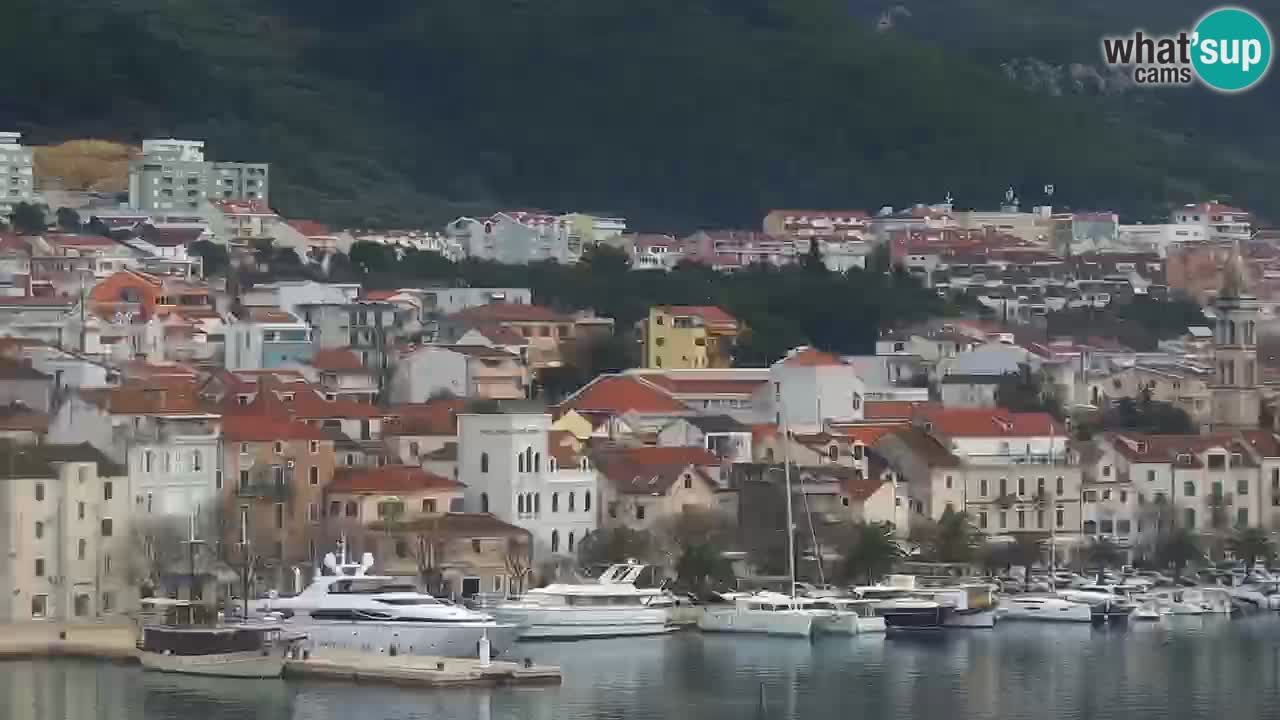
1192 7 1272 92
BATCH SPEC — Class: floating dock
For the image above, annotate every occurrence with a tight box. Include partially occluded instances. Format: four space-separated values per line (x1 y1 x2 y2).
287 649 561 688
0 624 561 688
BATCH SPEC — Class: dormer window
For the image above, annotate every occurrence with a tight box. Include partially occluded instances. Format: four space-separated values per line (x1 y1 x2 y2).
827 445 839 461
1176 453 1192 464
579 457 591 471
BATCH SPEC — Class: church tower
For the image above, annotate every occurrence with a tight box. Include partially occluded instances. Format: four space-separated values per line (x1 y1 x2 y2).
1209 240 1261 429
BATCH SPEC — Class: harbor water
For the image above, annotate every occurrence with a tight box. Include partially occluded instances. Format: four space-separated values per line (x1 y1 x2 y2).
4 616 1280 720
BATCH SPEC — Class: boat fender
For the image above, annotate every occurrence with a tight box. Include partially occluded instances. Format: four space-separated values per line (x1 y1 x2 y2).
389 645 398 657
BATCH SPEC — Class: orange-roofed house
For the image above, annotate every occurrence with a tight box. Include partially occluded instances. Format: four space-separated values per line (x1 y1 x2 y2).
558 374 690 434
752 346 866 433
302 348 378 403
88 269 212 321
592 445 731 533
324 465 466 558
437 303 577 370
221 414 336 582
914 407 1066 465
366 512 533 598
642 305 741 370
49 381 222 517
391 344 527 403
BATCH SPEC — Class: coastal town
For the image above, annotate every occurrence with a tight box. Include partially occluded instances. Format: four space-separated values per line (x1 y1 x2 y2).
0 133 1277 644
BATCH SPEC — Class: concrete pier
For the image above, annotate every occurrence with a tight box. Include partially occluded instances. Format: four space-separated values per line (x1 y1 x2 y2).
287 649 561 687
0 623 561 688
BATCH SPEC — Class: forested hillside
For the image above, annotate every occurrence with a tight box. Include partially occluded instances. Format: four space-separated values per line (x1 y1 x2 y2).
1 0 1274 229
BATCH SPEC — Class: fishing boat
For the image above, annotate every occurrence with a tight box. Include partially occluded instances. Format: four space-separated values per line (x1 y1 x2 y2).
138 624 303 678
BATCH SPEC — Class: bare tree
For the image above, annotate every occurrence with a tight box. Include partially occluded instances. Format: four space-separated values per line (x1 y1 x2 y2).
408 516 447 594
504 536 532 596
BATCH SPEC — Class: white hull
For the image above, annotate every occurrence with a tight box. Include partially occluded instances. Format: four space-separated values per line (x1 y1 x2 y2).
293 620 521 658
945 609 997 628
999 598 1094 623
813 613 886 635
139 650 287 678
491 606 672 640
698 607 814 637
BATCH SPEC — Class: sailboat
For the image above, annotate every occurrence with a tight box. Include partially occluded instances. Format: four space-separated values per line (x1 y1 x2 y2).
699 407 815 637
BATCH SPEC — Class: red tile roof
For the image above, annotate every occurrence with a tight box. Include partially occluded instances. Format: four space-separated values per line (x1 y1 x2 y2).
467 324 528 346
917 408 1063 437
0 408 49 433
310 348 366 373
1107 432 1254 466
81 383 214 416
778 348 843 367
44 233 119 247
751 423 778 443
378 512 529 538
593 446 720 495
864 400 936 420
656 305 738 328
560 375 687 415
329 465 462 494
287 219 333 237
447 303 571 324
386 400 467 436
223 415 328 442
829 424 901 446
636 375 763 396
139 225 205 247
843 476 889 502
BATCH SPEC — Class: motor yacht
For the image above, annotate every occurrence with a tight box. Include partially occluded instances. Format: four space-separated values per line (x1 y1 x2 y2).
915 584 998 628
1057 585 1137 623
998 595 1094 623
488 562 674 639
256 546 520 658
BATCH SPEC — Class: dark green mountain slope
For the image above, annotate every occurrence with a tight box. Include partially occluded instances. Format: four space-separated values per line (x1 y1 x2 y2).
0 0 1271 229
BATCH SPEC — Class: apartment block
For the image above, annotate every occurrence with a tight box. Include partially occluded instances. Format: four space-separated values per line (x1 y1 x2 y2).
128 138 269 212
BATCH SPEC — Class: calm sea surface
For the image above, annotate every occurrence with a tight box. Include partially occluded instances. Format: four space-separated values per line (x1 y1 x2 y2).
5 617 1280 720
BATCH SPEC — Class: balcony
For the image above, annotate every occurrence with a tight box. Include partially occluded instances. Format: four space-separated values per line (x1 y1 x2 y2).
237 480 292 500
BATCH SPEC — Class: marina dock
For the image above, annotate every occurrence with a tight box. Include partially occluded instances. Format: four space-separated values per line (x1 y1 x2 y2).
0 623 561 688
287 649 561 688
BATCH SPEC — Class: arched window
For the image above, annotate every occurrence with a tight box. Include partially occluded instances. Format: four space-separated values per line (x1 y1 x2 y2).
517 494 524 514
524 447 534 473
552 492 559 512
143 450 153 473
550 457 558 471
584 491 592 512
534 493 541 514
191 450 202 472
551 530 560 553
535 452 541 473
568 532 575 552
481 452 489 473
827 445 838 461
517 452 525 473
481 492 490 513
568 492 576 511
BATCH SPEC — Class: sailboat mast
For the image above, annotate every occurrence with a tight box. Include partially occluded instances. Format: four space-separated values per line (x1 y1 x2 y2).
781 405 796 600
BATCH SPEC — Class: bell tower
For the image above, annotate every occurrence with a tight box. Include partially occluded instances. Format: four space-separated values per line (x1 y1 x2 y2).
1210 239 1261 430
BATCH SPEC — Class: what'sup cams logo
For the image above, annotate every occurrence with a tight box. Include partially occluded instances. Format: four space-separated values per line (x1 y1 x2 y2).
1101 6 1272 92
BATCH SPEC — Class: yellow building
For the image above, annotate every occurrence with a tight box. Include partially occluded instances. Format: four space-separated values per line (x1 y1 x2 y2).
643 305 739 369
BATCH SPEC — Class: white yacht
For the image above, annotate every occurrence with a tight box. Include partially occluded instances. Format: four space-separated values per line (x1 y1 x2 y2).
489 562 674 639
698 591 816 637
1057 585 1137 622
999 595 1094 623
257 548 521 658
916 584 999 628
808 598 887 635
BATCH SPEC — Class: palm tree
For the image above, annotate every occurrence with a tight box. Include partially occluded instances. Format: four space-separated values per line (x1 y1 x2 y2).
840 522 905 584
1226 527 1273 572
1157 527 1203 579
933 507 981 563
1084 537 1122 570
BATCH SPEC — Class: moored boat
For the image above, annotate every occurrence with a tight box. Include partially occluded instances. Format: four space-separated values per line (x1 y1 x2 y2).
698 592 816 637
138 624 303 678
489 562 674 640
808 598 887 634
998 595 1094 623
